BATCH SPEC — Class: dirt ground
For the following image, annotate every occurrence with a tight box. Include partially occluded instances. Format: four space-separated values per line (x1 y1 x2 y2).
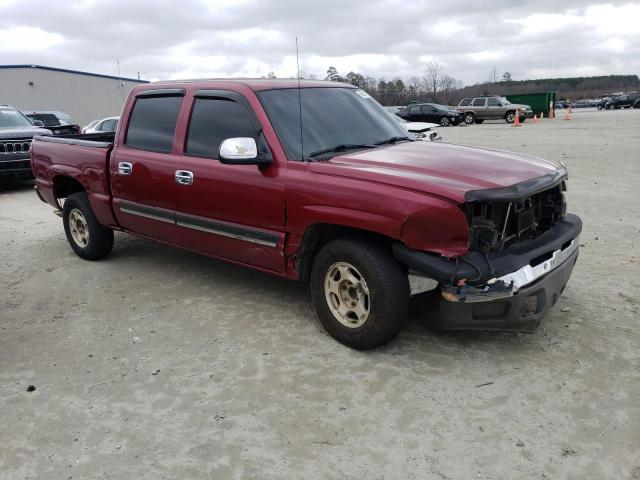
1 108 639 480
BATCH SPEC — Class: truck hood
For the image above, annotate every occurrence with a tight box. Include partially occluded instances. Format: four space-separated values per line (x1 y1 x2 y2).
0 126 52 140
309 141 562 204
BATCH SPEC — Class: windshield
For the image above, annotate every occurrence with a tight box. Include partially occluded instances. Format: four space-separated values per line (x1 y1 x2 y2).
0 109 34 129
258 87 408 160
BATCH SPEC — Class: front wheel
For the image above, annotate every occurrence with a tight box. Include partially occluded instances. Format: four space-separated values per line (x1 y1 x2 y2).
63 192 114 260
310 239 409 350
439 117 450 127
608 104 616 110
505 111 516 123
464 113 476 125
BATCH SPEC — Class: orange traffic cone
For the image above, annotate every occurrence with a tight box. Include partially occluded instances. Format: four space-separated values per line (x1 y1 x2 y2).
563 107 571 121
533 114 538 124
513 108 521 127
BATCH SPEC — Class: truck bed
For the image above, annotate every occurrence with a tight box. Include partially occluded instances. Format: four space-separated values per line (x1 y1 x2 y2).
31 131 118 228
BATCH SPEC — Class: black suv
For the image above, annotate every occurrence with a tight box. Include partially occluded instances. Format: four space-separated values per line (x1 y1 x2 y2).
396 103 462 126
0 105 51 182
604 94 640 110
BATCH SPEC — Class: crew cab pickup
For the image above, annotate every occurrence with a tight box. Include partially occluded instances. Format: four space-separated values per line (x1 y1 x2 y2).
31 80 582 349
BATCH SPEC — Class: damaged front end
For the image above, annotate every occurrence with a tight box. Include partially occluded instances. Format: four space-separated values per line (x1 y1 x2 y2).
395 169 582 331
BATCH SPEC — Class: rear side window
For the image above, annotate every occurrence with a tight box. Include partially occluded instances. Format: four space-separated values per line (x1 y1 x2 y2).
459 98 472 106
472 98 487 107
185 98 256 159
125 96 182 153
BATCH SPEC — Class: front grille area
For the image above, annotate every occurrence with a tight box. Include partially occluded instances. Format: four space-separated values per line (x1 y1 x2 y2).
465 181 567 253
0 139 31 155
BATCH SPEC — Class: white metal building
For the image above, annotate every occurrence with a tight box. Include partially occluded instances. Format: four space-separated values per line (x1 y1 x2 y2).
0 64 148 127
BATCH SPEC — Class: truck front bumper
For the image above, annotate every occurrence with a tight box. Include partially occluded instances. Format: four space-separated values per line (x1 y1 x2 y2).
424 246 578 332
394 214 582 332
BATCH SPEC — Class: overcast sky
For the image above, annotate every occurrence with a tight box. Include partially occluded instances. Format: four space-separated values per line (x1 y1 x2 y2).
0 0 638 85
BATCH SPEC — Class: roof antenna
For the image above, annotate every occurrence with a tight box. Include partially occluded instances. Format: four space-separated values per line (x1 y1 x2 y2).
295 37 304 160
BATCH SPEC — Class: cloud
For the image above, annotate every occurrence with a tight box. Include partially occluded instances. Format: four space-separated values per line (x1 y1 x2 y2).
0 0 638 84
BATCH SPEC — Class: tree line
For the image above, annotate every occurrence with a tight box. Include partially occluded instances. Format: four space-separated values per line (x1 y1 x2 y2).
298 63 640 106
320 62 463 106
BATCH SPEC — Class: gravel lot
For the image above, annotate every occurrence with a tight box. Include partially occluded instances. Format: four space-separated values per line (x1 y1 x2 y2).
1 108 639 479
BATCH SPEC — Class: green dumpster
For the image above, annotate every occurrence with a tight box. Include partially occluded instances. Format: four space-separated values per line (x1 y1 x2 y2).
506 92 557 117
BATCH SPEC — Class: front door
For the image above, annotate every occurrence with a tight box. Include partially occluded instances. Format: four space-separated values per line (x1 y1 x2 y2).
171 90 286 274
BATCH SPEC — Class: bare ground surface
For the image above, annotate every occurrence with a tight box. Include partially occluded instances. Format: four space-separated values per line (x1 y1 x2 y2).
1 108 639 479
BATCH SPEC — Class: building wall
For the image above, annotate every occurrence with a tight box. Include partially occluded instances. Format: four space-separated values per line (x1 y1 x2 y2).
0 67 145 126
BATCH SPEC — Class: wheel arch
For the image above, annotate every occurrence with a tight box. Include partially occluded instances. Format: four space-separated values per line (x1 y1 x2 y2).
295 223 396 282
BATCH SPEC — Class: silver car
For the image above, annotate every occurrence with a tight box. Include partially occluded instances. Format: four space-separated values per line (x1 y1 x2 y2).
457 96 532 125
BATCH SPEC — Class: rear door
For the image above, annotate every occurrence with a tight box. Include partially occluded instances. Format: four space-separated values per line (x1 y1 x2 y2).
486 97 502 119
110 89 185 243
171 89 286 273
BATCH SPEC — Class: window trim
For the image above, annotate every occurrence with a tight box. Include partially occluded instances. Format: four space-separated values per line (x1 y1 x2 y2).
183 90 261 160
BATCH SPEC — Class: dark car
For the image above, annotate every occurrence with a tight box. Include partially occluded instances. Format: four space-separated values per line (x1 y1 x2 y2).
22 111 81 135
396 103 461 126
0 105 51 182
604 94 640 110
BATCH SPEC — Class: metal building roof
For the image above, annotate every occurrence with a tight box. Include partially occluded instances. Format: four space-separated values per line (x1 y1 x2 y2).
0 64 149 83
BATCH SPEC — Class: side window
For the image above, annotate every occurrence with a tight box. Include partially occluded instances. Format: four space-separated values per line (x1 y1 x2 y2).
459 98 472 106
408 106 420 114
101 119 116 131
125 95 182 153
185 98 256 159
487 97 501 106
472 98 487 107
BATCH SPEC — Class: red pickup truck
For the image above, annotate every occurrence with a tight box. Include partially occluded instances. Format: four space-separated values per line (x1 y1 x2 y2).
31 79 582 349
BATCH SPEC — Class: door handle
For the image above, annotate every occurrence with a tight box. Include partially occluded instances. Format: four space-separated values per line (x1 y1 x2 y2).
118 162 133 175
175 170 194 185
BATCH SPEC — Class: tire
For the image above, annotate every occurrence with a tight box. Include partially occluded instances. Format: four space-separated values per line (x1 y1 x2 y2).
439 117 450 127
310 238 409 350
464 113 476 125
62 192 114 260
597 104 603 110
505 111 516 123
475 119 485 124
608 104 616 110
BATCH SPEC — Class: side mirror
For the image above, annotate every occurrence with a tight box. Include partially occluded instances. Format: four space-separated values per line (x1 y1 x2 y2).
33 120 45 127
219 137 272 166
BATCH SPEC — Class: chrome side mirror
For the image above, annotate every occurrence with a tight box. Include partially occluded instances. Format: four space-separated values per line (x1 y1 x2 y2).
220 137 257 159
219 137 271 166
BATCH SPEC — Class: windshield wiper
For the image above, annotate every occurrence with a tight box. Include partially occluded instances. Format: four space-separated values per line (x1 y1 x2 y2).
374 136 413 146
308 143 375 158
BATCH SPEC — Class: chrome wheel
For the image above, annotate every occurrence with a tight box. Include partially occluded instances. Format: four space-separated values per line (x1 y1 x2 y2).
68 208 89 247
464 113 475 124
324 262 370 328
440 117 450 127
506 112 515 123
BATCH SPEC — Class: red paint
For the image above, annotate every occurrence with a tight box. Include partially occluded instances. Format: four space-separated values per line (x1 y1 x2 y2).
31 80 560 278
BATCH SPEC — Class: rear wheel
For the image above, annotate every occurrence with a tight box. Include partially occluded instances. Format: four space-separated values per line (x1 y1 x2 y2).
63 192 114 260
464 113 476 125
310 239 409 350
439 117 450 127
